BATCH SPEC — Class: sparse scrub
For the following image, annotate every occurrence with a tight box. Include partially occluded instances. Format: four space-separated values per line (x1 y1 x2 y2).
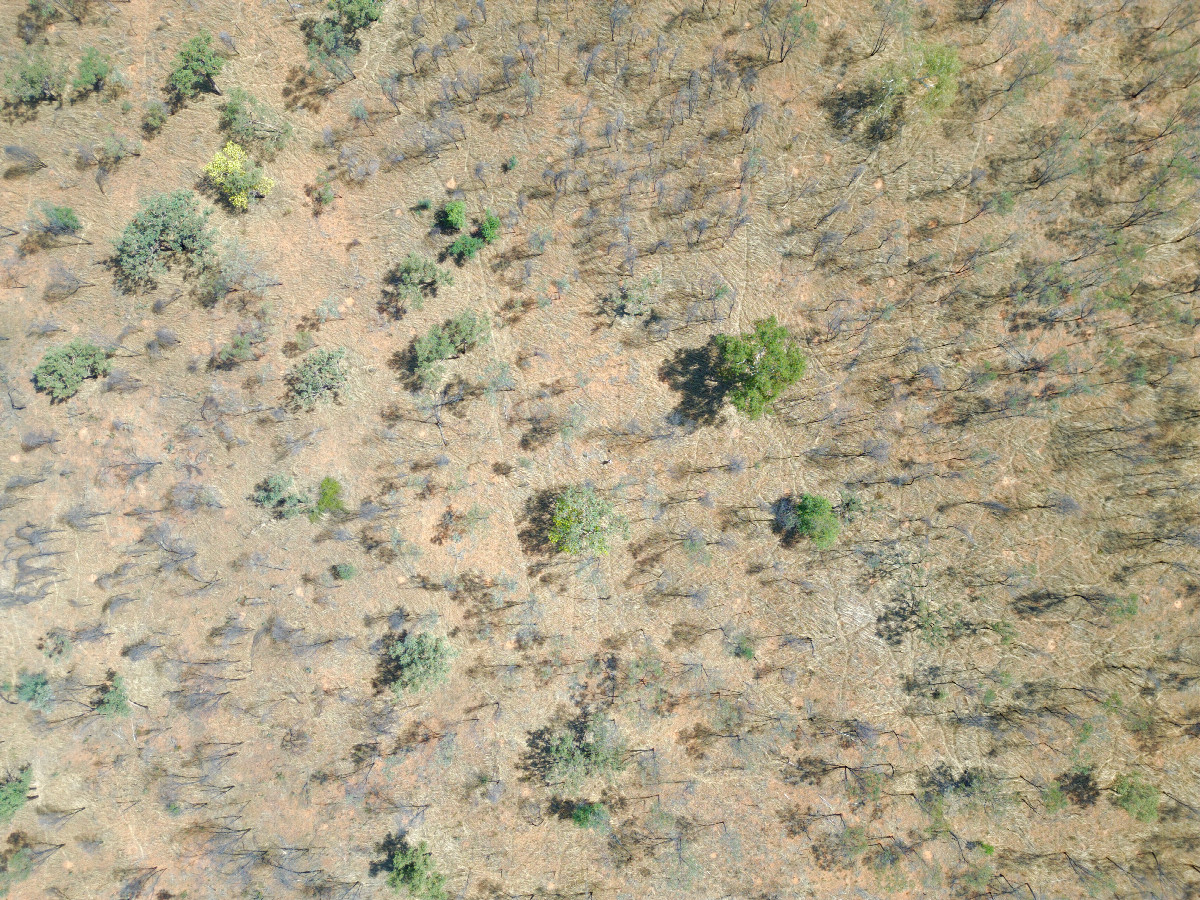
288 348 348 408
72 47 112 95
382 254 453 315
3 53 67 106
252 475 312 519
413 311 488 386
218 88 292 153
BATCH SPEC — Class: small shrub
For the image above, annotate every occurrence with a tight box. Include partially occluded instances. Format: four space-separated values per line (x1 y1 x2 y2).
713 316 806 419
479 210 502 244
142 100 169 134
538 718 625 788
548 486 628 555
730 633 756 660
383 254 453 314
503 155 518 172
330 0 383 31
384 632 453 694
447 234 484 263
218 88 292 153
0 845 33 896
386 840 446 900
37 205 82 239
413 311 489 386
7 671 52 711
331 562 357 580
776 493 840 549
33 340 111 401
438 200 467 232
94 673 129 718
112 190 214 290
203 141 274 210
571 801 609 829
252 474 312 519
72 47 112 95
0 767 32 825
4 53 67 106
168 31 225 101
309 476 347 521
1113 774 1159 823
288 348 348 408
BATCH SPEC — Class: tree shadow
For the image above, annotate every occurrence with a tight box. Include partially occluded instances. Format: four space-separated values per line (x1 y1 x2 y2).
517 488 558 556
368 831 406 878
658 342 727 429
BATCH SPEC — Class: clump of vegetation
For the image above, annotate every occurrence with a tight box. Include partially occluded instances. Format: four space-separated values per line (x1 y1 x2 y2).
251 475 312 519
309 476 347 522
142 100 169 134
571 801 609 829
331 562 357 580
413 311 489 386
112 191 214 290
446 234 484 263
33 341 111 401
479 210 502 244
0 767 32 825
3 53 67 106
386 840 446 900
288 348 348 408
72 47 113 96
382 254 453 315
94 673 130 718
534 718 625 789
548 486 628 555
303 0 383 82
438 201 467 232
210 333 259 370
383 632 453 694
167 31 225 101
203 141 274 210
218 88 292 154
0 842 33 897
33 205 84 245
713 316 806 419
5 671 52 712
1112 773 1159 823
775 493 840 549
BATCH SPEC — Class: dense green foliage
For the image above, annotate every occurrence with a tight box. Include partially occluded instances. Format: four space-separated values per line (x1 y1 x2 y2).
112 191 214 289
387 841 446 900
571 801 609 828
713 316 806 419
33 341 111 401
548 486 628 555
7 671 52 711
0 767 32 825
167 31 224 100
1113 773 1160 823
446 234 484 263
438 201 467 232
288 348 348 408
0 846 33 898
776 493 840 549
72 47 112 94
384 632 453 695
479 210 502 244
36 204 82 239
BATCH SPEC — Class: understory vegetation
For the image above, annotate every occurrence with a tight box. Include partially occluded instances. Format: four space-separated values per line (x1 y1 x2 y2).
2 0 1199 897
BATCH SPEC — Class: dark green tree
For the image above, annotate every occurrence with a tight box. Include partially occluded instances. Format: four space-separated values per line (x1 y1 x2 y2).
383 632 453 694
386 841 446 900
713 316 806 419
287 348 348 408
